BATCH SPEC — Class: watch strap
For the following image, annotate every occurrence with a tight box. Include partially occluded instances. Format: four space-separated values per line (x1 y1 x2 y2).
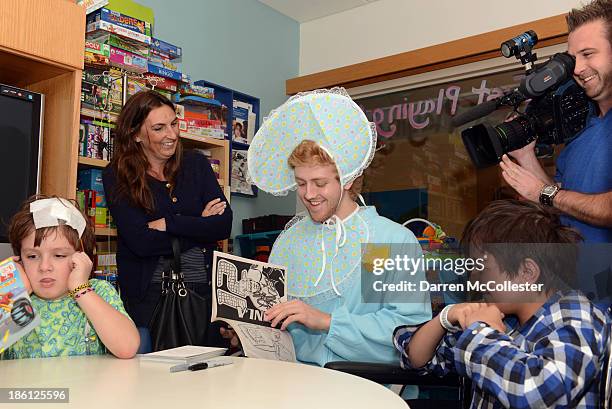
439 305 462 333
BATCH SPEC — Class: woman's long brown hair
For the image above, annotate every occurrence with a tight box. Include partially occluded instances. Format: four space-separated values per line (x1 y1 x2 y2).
110 90 183 213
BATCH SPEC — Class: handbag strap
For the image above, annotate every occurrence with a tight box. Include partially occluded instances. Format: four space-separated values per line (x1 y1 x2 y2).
161 237 187 296
171 237 182 277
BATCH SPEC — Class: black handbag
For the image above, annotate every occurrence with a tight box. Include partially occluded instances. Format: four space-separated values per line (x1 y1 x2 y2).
148 238 212 351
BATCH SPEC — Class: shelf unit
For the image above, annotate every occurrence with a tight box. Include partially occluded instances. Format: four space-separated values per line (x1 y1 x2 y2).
94 227 117 236
78 156 109 168
235 230 281 259
0 0 85 198
81 107 118 123
179 134 230 198
192 80 260 196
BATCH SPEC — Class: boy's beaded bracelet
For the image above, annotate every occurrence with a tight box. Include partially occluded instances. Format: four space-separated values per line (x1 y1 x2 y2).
74 287 94 299
68 282 91 298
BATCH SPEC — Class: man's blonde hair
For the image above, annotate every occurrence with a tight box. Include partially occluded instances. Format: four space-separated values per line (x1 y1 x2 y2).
288 140 363 200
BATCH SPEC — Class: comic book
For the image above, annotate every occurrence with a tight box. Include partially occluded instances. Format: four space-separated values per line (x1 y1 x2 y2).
211 252 296 362
0 258 40 353
231 149 256 195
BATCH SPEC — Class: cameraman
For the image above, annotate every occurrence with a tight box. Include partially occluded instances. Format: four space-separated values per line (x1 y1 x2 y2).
500 0 612 243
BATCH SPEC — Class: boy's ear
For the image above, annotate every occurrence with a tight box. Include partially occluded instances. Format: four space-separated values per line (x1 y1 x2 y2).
519 258 541 283
343 180 354 191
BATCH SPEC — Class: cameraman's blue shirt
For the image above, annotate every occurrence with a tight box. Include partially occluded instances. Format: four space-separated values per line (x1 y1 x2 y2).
555 108 612 243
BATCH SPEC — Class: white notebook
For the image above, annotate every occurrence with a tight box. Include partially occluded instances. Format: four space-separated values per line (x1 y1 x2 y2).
138 345 227 364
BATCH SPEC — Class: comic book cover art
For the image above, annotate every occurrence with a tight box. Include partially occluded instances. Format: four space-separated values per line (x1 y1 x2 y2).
231 149 256 196
212 252 296 362
0 258 40 353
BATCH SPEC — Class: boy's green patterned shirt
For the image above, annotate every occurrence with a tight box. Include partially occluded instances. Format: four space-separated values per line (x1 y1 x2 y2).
2 279 130 359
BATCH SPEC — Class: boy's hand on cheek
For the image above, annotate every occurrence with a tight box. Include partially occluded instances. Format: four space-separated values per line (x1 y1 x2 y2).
462 304 505 333
68 252 93 291
12 256 32 295
448 303 482 326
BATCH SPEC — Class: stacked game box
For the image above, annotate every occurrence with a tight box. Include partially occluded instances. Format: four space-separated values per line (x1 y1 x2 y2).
77 169 108 228
86 8 152 44
147 37 188 83
176 84 225 140
81 6 157 161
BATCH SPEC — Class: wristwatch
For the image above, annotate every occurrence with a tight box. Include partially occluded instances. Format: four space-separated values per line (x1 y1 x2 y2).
539 184 560 206
439 305 462 333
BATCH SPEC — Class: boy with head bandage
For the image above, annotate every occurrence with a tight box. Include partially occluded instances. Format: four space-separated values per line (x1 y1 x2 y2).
1 195 139 359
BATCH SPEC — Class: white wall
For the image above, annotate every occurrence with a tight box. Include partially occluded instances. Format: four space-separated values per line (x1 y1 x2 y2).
299 0 585 75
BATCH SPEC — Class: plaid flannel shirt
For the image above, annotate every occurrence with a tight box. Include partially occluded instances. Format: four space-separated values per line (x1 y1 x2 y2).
393 291 610 408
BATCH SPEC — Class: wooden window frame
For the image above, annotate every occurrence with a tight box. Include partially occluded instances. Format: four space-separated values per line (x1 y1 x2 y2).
286 14 569 95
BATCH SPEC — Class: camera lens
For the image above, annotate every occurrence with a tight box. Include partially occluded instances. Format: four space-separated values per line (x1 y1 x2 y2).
494 116 533 151
461 115 537 168
461 124 504 168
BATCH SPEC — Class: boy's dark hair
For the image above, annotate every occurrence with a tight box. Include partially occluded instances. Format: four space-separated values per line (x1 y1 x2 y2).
567 0 612 48
461 200 582 291
8 195 96 261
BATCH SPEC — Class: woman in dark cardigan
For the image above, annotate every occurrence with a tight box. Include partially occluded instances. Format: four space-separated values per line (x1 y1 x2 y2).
103 91 232 346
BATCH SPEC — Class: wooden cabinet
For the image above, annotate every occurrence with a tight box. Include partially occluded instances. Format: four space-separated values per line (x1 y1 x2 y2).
0 0 85 199
178 134 231 200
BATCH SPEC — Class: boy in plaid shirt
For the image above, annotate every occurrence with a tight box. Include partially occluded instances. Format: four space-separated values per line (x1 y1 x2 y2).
394 200 610 408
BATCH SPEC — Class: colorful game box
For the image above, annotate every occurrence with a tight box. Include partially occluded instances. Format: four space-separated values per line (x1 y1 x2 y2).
146 63 185 82
109 47 148 74
88 32 150 58
143 73 178 92
84 50 110 67
179 118 225 139
78 168 106 207
0 258 40 353
126 77 149 100
85 39 110 57
86 8 152 45
150 37 182 60
81 82 110 112
178 83 215 100
147 56 181 72
82 67 110 88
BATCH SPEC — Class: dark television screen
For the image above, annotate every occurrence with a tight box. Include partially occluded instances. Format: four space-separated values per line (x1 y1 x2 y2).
0 84 43 242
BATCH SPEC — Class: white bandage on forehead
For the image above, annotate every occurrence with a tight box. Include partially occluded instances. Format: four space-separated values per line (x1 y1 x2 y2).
29 198 86 238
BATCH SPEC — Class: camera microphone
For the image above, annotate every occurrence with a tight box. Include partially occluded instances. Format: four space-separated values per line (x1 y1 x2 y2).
451 99 499 127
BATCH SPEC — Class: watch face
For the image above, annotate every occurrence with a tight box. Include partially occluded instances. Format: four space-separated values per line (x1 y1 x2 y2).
543 185 557 195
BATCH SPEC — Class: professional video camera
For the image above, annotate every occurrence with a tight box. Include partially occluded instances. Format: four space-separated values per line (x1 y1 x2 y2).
455 30 590 168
